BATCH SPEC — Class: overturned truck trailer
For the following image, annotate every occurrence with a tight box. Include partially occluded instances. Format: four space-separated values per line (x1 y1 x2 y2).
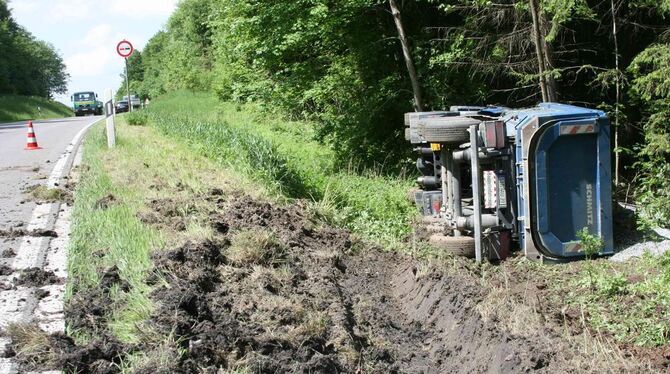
407 103 614 263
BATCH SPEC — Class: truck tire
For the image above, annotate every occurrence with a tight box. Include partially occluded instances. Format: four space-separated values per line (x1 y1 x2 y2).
417 117 480 145
429 234 476 258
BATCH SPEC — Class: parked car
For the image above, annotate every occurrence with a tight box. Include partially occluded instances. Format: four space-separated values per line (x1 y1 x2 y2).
122 95 141 109
115 100 130 113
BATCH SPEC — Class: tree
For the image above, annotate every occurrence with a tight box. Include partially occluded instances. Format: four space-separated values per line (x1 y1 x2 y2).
389 0 424 111
0 0 68 98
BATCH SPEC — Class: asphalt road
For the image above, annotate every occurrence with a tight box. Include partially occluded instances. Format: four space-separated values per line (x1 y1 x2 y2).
0 116 101 242
0 115 102 373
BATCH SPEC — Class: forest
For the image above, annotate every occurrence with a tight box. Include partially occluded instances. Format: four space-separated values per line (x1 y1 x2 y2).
0 0 68 99
126 0 670 228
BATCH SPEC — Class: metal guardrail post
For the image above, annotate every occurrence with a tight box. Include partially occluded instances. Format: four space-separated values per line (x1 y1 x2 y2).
470 125 483 262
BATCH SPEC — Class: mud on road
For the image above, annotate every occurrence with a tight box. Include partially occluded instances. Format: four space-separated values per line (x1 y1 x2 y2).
19 191 663 373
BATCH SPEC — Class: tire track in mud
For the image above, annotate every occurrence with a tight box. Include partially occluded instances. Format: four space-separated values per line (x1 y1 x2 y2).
127 194 559 373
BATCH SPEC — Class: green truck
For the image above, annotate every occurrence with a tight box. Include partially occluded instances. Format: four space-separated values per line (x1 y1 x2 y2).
71 91 103 116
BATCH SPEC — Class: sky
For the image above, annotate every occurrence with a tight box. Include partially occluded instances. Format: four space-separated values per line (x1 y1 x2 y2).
9 0 179 105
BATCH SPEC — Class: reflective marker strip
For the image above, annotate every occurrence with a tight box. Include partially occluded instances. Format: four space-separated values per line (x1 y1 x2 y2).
560 124 597 136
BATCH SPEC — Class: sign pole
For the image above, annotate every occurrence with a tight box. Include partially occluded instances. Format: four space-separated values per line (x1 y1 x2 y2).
125 57 132 113
117 40 134 113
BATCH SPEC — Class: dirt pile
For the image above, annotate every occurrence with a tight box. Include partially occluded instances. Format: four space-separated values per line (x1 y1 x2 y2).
5 324 127 374
14 268 63 287
139 195 563 373
0 228 58 238
66 266 130 334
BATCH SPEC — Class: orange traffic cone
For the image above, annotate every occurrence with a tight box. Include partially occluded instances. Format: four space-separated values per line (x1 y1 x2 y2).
25 121 42 150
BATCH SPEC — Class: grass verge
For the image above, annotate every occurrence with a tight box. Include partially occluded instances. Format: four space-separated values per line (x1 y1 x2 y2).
0 95 72 122
67 114 261 348
143 91 416 248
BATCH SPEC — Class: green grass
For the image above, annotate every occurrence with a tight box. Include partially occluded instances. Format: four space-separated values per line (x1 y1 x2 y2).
145 91 416 248
567 255 670 346
0 94 72 122
67 122 160 343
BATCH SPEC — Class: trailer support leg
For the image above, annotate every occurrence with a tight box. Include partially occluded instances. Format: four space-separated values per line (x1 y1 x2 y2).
469 125 483 263
441 147 451 221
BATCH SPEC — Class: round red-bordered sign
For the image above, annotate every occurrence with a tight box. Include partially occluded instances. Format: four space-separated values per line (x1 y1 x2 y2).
116 40 134 58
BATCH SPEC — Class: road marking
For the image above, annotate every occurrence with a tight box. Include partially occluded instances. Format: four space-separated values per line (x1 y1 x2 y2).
26 203 54 231
47 118 100 188
12 236 49 270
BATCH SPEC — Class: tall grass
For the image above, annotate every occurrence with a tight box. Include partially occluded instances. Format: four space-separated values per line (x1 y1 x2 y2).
145 91 416 247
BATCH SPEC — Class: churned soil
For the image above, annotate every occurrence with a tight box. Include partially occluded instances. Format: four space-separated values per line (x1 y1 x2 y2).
36 191 664 373
131 195 566 373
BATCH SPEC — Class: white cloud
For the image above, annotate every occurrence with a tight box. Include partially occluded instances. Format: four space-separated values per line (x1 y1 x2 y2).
8 0 38 15
51 0 95 20
109 0 179 18
66 46 115 78
83 24 113 46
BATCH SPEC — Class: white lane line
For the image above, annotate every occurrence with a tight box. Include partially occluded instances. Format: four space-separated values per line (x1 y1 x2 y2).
0 288 31 329
14 118 100 271
35 285 66 334
44 205 71 278
12 236 49 271
0 359 17 374
47 118 100 188
26 204 54 232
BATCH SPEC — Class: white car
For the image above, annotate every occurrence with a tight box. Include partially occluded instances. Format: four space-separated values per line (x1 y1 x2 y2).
122 95 141 109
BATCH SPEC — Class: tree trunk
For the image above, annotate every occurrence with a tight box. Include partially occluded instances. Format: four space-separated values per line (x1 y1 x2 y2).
389 0 424 112
611 0 621 187
529 0 548 102
540 14 558 101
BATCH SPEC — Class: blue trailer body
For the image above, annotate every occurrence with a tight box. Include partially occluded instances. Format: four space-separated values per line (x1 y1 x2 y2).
406 103 614 262
505 103 614 261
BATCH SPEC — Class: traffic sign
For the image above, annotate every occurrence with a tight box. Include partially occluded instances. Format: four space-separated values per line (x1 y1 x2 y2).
116 40 134 58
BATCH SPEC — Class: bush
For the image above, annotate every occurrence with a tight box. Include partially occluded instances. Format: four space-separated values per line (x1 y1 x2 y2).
126 111 149 126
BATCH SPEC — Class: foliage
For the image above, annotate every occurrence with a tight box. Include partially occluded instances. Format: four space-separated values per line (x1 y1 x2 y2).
123 0 670 229
125 110 149 126
0 0 68 98
577 227 605 291
577 227 605 259
567 255 670 346
628 44 670 228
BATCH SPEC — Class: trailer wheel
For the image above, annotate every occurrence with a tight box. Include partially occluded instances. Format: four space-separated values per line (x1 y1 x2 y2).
429 234 476 258
417 117 480 145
